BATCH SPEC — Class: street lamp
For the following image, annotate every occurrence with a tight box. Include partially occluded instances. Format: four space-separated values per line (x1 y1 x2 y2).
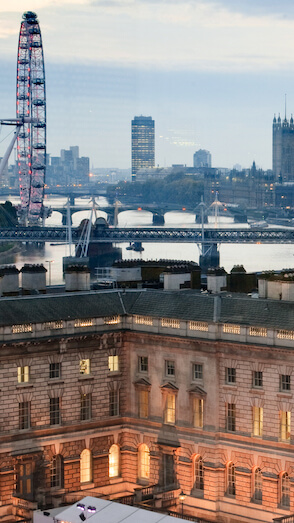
179 490 186 517
45 259 54 287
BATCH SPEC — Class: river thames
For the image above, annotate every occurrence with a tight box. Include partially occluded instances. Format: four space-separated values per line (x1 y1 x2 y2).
0 196 293 285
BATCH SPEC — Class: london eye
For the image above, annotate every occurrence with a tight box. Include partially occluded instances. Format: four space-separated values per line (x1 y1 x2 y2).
16 11 46 224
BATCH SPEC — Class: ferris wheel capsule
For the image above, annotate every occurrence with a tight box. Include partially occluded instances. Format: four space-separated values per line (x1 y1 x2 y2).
16 11 46 225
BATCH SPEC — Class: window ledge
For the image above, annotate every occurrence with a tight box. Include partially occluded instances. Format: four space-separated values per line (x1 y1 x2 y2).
249 388 264 394
48 379 64 385
223 384 237 389
109 477 123 485
277 392 292 398
81 482 94 490
107 371 122 377
16 382 33 389
78 375 94 381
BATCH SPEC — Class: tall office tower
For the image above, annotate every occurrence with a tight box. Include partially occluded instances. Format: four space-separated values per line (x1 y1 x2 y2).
131 116 155 181
273 114 294 181
193 149 211 168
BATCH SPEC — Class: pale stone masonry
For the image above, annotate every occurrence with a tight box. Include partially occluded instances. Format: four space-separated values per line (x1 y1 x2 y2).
1 289 294 523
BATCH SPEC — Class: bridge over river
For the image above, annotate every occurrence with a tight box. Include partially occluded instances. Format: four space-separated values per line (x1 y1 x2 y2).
0 226 293 244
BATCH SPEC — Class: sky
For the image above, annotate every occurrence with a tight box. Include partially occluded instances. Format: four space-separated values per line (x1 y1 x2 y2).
1 0 294 170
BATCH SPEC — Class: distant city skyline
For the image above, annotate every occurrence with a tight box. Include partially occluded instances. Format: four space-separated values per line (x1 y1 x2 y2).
1 1 294 170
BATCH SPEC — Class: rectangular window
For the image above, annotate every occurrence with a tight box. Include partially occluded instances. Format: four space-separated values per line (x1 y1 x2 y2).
81 393 92 421
193 364 203 380
223 324 241 334
226 403 236 432
109 390 119 416
277 329 294 340
139 389 149 419
280 411 291 441
252 406 263 436
249 326 267 337
193 398 203 428
74 319 93 327
189 321 208 332
226 367 236 384
280 374 291 392
165 360 175 377
161 318 180 329
49 362 61 379
135 315 153 326
18 463 33 496
12 324 32 334
80 359 90 375
19 402 30 430
253 371 263 388
104 315 120 325
108 355 119 372
44 321 63 330
165 393 176 424
50 397 61 425
17 366 29 383
138 356 148 373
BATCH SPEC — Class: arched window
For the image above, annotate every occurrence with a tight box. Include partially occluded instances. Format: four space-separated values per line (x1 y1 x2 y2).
280 472 290 508
109 444 120 478
138 444 150 480
194 455 204 490
253 467 262 502
226 462 235 496
50 455 63 489
80 449 92 484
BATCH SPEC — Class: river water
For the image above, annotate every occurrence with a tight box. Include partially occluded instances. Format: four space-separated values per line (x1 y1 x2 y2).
1 196 293 285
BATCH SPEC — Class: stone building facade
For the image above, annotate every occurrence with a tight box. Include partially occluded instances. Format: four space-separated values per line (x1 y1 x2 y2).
1 290 294 523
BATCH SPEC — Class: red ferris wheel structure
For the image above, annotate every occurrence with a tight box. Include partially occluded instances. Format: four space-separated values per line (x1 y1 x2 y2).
17 11 46 224
0 11 46 225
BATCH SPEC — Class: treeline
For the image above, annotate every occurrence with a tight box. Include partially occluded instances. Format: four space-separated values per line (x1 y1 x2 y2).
0 201 18 226
107 173 204 207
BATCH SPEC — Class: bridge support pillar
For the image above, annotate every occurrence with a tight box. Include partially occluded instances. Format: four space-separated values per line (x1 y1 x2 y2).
153 213 165 225
199 243 219 272
69 194 75 206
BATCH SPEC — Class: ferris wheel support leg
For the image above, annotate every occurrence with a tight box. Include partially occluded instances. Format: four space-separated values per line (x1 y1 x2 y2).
0 127 21 178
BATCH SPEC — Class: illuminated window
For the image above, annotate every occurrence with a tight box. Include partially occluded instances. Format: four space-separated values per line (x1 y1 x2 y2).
280 472 290 508
165 360 175 377
253 468 262 502
80 449 92 483
193 364 203 380
12 324 32 334
223 324 240 334
138 444 150 480
18 366 29 383
194 456 204 490
18 462 33 496
138 356 148 373
277 329 294 340
19 401 30 430
49 362 61 379
44 321 63 330
81 393 92 421
280 374 291 391
109 444 120 478
226 367 236 384
161 318 180 329
50 397 61 425
252 407 263 436
80 359 90 375
249 326 267 337
108 355 119 372
193 398 203 428
189 321 208 332
139 389 149 419
74 319 93 327
135 315 153 326
51 455 63 488
104 315 120 325
280 411 291 441
253 371 263 388
165 393 176 424
226 462 235 496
